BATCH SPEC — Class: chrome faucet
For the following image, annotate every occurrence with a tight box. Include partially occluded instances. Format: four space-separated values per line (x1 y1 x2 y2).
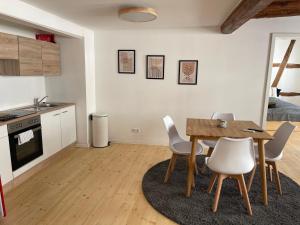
34 96 48 108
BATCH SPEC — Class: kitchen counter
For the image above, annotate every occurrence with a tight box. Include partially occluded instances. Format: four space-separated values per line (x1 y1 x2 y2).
0 102 75 126
0 103 77 187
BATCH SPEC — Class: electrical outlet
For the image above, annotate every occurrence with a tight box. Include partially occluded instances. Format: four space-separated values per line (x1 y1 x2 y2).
131 128 141 134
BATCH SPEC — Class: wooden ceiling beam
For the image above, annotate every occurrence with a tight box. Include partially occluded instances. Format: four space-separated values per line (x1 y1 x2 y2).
280 91 300 96
271 39 296 87
255 0 300 18
273 63 300 68
221 0 274 34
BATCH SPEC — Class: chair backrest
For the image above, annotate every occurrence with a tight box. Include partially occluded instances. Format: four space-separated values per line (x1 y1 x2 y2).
208 137 255 174
212 112 235 121
162 115 182 146
265 122 296 158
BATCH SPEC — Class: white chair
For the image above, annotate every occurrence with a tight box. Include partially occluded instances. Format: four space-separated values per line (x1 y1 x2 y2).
206 137 255 215
247 122 296 195
202 112 235 156
162 115 203 183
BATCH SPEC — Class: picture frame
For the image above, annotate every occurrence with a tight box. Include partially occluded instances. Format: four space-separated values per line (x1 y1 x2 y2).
118 50 135 74
146 55 165 79
178 60 198 85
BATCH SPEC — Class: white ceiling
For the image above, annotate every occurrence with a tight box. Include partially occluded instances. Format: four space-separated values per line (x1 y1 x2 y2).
21 0 240 30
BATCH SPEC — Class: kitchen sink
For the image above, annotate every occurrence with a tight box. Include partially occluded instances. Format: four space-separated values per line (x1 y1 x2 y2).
38 103 58 108
22 107 48 112
22 104 58 112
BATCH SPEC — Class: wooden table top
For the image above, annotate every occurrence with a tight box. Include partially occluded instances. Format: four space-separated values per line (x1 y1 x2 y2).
186 119 273 141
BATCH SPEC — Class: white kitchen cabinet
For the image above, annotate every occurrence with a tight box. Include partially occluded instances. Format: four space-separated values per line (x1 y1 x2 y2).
41 105 76 158
0 125 13 185
60 106 76 149
41 110 62 158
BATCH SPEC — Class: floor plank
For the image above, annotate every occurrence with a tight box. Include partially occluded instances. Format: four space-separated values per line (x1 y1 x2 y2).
0 127 299 225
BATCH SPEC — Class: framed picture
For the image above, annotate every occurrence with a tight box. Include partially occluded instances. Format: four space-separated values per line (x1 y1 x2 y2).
118 50 135 74
178 60 198 85
146 55 165 79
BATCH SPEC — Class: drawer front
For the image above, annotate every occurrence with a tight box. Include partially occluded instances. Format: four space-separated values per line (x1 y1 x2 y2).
0 125 8 139
41 108 62 118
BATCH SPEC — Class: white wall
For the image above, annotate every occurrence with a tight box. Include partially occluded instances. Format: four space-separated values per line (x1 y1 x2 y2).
95 17 300 146
45 37 88 146
271 38 300 105
0 20 46 111
95 29 268 145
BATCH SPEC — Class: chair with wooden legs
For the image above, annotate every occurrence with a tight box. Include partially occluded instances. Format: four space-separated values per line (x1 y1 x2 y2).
206 137 255 215
201 113 235 173
162 115 203 183
247 122 296 195
202 112 235 157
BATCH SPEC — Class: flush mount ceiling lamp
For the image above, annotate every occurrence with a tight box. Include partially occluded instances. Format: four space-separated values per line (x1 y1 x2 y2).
119 7 158 22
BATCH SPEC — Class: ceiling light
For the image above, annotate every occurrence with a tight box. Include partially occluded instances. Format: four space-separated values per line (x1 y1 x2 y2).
119 7 158 22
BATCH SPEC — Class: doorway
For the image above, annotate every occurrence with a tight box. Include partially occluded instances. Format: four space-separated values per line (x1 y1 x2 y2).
262 33 300 131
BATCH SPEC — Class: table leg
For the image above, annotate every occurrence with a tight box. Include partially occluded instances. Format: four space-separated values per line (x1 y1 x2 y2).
258 139 268 206
186 136 197 197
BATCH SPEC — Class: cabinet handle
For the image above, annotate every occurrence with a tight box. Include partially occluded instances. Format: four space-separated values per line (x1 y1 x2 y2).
54 113 60 116
62 111 68 113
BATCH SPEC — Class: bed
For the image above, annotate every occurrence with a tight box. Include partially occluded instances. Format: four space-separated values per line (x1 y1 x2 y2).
267 97 300 122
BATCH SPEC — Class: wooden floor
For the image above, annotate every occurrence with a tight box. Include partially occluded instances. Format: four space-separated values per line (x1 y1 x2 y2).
0 127 299 225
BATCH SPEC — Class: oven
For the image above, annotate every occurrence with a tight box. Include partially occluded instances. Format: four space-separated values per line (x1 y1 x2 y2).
8 116 43 171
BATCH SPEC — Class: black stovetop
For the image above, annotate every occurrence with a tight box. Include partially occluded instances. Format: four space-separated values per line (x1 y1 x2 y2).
0 109 35 122
0 114 18 122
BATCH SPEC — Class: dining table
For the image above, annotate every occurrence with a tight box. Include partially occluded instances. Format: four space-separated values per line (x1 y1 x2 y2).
186 118 273 206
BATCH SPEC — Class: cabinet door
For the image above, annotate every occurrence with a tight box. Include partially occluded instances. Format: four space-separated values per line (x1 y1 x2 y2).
0 136 13 185
42 42 60 76
0 32 18 60
60 106 76 148
18 37 42 75
0 33 19 76
41 110 62 158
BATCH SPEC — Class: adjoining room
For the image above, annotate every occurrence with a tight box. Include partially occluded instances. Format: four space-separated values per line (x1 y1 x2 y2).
266 34 300 133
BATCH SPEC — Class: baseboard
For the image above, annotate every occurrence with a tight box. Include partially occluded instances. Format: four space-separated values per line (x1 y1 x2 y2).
109 137 168 146
75 142 91 148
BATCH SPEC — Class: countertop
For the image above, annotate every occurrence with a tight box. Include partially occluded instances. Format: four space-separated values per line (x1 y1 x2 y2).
0 102 75 127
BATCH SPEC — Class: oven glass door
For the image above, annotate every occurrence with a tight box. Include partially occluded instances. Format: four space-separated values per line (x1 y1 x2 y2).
9 125 43 171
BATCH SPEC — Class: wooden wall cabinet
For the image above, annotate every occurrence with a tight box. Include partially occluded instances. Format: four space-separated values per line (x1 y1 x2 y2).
42 41 61 76
18 37 43 76
0 32 61 76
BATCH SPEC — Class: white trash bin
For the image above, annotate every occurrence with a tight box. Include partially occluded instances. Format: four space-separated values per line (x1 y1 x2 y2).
92 113 109 148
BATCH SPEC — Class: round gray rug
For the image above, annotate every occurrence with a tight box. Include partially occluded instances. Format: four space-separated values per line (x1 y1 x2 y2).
142 155 300 225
